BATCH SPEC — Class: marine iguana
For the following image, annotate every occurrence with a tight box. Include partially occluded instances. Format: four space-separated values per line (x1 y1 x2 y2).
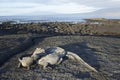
37 47 98 72
18 56 34 70
38 52 63 69
18 48 45 70
31 48 46 61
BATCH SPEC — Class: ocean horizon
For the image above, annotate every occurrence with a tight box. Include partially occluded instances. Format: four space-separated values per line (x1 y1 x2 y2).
0 16 85 23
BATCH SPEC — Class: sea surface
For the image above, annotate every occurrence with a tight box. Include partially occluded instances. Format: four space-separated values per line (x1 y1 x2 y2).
0 16 84 23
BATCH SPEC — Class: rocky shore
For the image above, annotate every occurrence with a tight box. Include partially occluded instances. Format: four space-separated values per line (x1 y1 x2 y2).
0 35 120 80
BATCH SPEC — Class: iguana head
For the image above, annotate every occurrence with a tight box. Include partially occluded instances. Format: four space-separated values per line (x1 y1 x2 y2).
33 48 45 55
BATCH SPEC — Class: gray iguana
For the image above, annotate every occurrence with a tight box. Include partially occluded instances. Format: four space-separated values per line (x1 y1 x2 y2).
38 52 63 69
37 47 98 72
18 56 34 70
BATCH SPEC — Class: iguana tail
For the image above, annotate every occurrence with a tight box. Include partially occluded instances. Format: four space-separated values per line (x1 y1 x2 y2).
66 51 98 72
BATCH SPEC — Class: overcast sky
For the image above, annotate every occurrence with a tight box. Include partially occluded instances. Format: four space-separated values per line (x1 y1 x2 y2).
0 0 120 16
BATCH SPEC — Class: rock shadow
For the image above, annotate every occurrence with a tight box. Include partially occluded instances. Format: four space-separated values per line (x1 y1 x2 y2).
0 35 49 67
60 42 100 71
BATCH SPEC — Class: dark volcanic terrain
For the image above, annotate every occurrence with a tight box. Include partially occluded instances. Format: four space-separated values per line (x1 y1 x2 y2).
0 35 120 80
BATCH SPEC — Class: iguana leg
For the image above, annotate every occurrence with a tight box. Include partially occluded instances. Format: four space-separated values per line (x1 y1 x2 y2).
18 63 21 68
43 62 48 69
57 58 63 64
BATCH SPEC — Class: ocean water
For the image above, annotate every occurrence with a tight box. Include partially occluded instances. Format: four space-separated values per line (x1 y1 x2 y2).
0 16 84 23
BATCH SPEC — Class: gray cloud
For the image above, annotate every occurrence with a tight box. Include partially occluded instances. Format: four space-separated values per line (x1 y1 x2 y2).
0 0 120 16
60 0 120 8
0 0 120 8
